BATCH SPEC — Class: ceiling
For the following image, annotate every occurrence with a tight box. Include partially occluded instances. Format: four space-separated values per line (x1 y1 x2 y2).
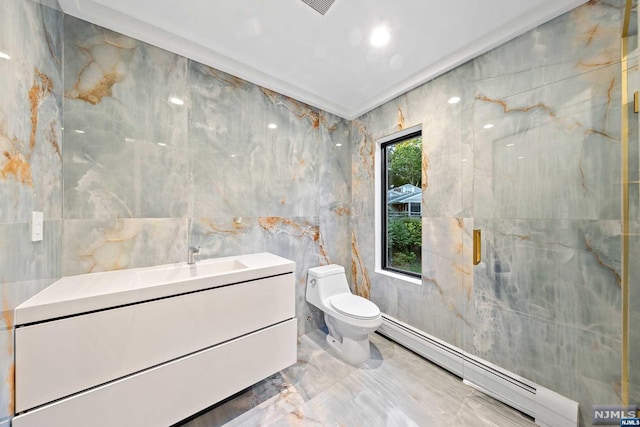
58 0 586 120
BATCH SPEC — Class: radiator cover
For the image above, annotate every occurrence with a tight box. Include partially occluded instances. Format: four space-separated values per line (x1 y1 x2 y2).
377 314 579 427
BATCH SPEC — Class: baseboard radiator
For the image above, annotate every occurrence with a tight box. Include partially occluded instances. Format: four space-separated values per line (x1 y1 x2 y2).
377 314 579 427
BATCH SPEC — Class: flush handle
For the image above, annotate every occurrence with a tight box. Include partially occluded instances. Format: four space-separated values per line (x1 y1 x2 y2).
473 229 481 266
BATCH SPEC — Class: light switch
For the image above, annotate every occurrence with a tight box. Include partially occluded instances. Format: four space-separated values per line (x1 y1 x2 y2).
31 211 43 242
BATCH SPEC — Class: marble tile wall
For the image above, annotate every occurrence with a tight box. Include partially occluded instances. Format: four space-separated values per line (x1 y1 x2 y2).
62 13 190 275
186 61 351 334
0 0 63 423
351 0 630 424
61 17 351 336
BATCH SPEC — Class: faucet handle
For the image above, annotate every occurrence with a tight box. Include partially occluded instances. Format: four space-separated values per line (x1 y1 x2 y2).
187 246 201 265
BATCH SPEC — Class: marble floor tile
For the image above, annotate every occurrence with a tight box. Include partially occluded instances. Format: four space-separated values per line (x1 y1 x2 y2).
280 332 358 402
176 372 304 427
178 331 535 427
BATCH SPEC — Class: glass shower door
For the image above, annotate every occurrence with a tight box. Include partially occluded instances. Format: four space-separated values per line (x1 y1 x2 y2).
463 3 626 416
624 0 640 409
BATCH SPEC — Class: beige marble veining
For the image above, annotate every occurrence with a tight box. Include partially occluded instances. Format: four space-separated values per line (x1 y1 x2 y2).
350 230 371 299
0 0 63 421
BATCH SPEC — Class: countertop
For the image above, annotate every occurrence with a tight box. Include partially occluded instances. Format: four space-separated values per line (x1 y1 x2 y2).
15 252 295 325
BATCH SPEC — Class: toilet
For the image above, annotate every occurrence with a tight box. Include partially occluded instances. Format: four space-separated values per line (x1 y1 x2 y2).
306 264 382 364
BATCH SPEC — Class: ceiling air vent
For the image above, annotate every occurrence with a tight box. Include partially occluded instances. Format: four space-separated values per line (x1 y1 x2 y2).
301 0 336 15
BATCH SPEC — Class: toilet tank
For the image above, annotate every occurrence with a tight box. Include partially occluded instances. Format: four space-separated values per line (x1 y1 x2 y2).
306 265 351 307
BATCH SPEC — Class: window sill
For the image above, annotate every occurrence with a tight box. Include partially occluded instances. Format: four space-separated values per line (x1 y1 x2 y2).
375 268 422 286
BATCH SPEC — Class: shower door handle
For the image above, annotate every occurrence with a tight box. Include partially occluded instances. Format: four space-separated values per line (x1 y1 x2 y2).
473 229 481 266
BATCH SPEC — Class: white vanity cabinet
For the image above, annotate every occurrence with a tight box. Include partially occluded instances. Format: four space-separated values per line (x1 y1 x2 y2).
13 253 296 427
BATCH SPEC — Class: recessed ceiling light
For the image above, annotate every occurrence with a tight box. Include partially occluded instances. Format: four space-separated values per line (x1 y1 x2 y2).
506 143 515 147
268 123 277 129
170 97 184 105
336 143 342 147
158 142 167 146
74 130 85 134
230 154 237 157
124 137 136 142
448 96 461 104
370 26 390 47
0 51 10 60
518 156 525 159
462 159 468 162
483 123 494 129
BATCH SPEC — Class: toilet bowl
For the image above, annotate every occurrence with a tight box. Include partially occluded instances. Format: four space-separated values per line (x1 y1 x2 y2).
306 264 382 364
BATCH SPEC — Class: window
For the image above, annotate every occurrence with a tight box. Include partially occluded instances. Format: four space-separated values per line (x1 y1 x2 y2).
379 127 422 278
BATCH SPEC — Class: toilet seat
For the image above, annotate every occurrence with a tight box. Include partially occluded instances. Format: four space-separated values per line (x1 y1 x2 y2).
330 294 380 320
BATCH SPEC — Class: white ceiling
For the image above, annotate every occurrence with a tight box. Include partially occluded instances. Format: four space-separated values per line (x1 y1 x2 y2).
58 0 586 120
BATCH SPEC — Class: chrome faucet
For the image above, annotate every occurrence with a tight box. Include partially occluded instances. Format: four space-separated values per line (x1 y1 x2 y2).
188 246 201 265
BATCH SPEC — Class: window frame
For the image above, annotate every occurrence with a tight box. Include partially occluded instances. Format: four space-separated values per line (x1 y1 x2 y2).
374 124 423 285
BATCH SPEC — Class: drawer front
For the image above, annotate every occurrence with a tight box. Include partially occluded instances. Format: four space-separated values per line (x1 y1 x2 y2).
16 273 294 412
13 319 297 427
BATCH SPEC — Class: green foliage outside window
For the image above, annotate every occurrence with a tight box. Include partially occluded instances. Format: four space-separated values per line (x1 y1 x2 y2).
388 137 422 188
388 216 421 273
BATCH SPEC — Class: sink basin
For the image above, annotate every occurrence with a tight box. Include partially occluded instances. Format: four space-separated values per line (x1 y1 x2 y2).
191 259 248 275
138 259 248 284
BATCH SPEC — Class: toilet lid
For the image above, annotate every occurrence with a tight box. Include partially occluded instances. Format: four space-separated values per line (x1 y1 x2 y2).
330 294 380 320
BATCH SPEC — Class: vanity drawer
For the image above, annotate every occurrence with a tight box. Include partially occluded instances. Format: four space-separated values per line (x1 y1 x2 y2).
15 273 294 413
13 319 297 427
